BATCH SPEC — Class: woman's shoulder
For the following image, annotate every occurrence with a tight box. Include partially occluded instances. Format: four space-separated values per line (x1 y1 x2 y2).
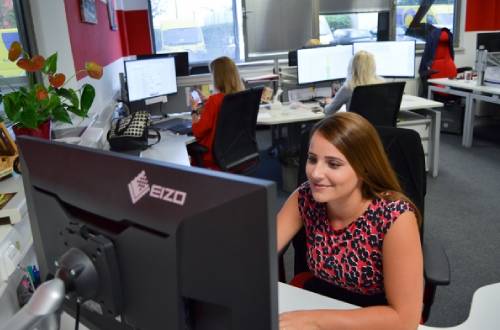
372 195 414 218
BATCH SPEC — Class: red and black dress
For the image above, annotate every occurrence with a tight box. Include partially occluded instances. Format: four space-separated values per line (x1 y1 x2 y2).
297 181 413 306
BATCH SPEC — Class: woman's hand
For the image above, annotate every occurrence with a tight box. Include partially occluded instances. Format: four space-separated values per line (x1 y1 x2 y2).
279 311 321 330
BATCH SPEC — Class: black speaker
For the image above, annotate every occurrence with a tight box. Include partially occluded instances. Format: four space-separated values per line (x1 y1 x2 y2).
377 11 390 41
288 50 297 66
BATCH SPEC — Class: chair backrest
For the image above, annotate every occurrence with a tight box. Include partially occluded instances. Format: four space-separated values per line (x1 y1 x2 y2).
212 87 264 173
349 82 406 127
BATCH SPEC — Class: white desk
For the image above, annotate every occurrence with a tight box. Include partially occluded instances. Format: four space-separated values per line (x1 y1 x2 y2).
140 131 194 166
279 282 500 330
258 95 444 177
60 282 500 330
428 78 500 147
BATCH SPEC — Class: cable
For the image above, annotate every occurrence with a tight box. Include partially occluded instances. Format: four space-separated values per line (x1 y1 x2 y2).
75 298 81 330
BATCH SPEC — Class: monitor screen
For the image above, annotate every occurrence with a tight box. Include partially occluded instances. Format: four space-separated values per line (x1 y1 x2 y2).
125 57 177 102
353 40 416 78
297 45 353 84
18 137 278 330
137 52 190 77
476 32 500 52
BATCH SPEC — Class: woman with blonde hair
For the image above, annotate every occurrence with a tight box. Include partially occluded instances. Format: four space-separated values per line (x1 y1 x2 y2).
191 56 244 169
324 50 384 115
277 112 423 329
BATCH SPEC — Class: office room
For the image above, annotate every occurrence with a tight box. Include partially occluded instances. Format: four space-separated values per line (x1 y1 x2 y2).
0 0 500 329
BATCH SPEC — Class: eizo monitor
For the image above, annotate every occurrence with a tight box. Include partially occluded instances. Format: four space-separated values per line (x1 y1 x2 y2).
18 137 278 330
125 57 177 102
297 44 354 84
137 52 190 77
353 40 416 78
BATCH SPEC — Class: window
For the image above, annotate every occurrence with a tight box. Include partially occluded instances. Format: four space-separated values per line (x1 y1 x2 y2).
320 12 378 45
0 0 24 78
395 0 458 44
150 0 243 64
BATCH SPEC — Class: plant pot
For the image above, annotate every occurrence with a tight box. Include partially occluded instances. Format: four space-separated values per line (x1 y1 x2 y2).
12 121 51 140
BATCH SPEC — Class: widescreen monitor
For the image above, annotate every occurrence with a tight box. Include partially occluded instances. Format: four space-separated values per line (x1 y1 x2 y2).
137 52 190 76
476 32 500 52
297 44 353 84
353 40 416 78
125 57 177 102
18 137 278 330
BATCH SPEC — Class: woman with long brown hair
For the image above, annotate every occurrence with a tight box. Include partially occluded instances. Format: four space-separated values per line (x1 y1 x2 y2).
277 112 423 329
191 56 244 169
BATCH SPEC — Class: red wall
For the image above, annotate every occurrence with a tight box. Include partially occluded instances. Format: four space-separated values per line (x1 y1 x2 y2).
64 0 123 79
64 0 152 80
466 0 500 31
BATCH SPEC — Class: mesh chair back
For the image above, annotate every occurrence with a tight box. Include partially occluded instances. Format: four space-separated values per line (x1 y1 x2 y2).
213 87 264 172
349 82 406 127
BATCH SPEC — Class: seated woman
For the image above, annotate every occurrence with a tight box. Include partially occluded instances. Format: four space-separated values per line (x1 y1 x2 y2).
277 112 423 329
191 56 244 169
324 50 384 115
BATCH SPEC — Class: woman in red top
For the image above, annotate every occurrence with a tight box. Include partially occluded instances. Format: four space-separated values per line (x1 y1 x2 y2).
277 112 423 330
191 56 244 169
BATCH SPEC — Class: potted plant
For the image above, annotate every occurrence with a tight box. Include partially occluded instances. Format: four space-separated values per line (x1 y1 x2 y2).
0 41 103 139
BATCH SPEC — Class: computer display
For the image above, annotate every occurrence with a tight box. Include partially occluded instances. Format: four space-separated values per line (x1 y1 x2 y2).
125 57 177 102
476 32 500 52
353 40 416 78
18 137 278 330
137 52 190 77
297 45 354 84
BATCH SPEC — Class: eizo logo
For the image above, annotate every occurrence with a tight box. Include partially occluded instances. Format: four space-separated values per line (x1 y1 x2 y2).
128 171 187 206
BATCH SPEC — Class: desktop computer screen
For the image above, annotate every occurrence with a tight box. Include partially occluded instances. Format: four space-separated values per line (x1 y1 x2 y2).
125 57 178 102
18 137 278 330
137 52 190 77
297 44 353 84
353 40 416 78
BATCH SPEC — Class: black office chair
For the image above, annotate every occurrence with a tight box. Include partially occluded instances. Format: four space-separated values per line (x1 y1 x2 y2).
349 82 406 127
280 125 450 323
190 87 264 174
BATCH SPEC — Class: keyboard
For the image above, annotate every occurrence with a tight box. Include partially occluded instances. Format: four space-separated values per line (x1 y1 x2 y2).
151 118 192 135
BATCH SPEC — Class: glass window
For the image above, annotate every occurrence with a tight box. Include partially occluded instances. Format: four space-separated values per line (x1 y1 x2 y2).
395 0 457 44
150 0 242 64
320 12 378 45
0 0 24 78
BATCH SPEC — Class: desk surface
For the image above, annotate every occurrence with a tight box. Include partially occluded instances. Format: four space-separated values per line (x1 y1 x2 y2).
139 131 194 166
428 78 500 94
257 95 443 125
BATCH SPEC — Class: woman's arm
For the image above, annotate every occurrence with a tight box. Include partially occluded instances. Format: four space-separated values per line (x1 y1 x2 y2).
324 86 351 115
191 96 217 139
279 211 423 330
277 190 304 254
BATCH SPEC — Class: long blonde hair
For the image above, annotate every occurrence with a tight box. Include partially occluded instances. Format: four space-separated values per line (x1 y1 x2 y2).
347 50 384 90
311 112 422 226
210 56 244 94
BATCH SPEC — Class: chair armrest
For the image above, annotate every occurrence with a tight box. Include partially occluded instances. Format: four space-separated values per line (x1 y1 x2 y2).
186 142 208 167
423 240 451 286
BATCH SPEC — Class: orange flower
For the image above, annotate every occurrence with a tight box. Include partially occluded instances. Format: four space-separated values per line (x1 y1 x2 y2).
16 55 46 72
8 41 22 62
49 73 66 88
35 86 48 101
85 61 103 79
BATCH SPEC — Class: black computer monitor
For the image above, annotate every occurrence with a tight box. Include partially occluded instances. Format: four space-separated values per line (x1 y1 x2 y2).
476 32 500 52
124 57 178 102
353 40 416 78
18 137 278 330
297 44 353 84
137 52 190 77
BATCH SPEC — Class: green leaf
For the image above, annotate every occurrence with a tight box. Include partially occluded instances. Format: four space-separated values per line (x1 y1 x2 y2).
3 94 21 122
57 88 79 107
80 84 95 115
52 105 72 124
43 53 58 74
19 105 38 129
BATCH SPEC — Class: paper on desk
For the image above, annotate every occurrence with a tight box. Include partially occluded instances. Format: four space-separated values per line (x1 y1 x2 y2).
257 112 272 120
